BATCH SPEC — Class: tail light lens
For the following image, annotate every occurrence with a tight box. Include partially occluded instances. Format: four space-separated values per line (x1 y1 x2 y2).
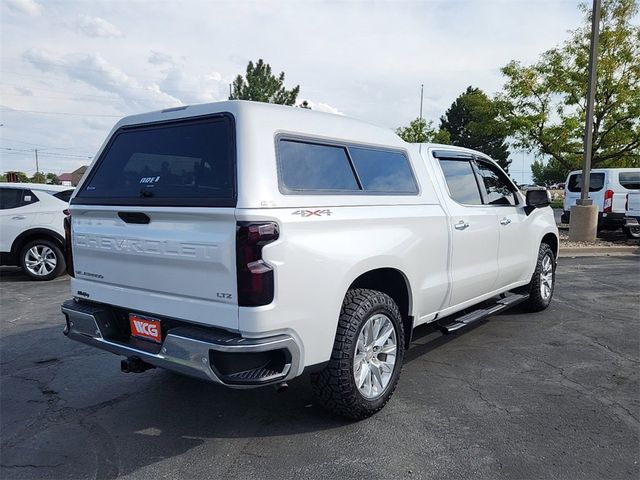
625 194 629 211
63 211 74 277
236 222 279 306
603 189 614 213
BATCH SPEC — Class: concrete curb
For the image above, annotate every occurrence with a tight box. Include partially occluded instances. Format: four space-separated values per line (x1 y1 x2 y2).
559 246 640 257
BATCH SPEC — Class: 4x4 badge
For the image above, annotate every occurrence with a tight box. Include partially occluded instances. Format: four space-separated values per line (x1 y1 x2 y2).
292 209 332 217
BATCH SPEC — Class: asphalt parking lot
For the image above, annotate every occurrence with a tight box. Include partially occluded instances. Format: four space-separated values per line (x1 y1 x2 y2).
1 256 638 480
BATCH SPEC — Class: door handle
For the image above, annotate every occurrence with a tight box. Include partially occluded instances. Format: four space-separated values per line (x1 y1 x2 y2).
11 215 26 220
500 217 511 226
454 220 470 230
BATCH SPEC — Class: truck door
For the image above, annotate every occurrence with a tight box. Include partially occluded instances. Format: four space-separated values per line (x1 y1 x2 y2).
473 159 532 288
435 156 499 306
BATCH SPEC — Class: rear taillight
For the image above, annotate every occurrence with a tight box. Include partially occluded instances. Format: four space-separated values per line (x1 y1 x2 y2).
603 189 614 213
625 194 629 212
63 211 74 277
236 222 279 307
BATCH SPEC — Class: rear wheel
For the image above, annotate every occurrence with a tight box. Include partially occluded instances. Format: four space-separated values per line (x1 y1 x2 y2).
625 225 640 239
19 239 65 281
521 243 555 312
310 288 405 419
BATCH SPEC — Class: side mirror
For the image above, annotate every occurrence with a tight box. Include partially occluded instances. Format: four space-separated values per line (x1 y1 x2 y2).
525 189 550 214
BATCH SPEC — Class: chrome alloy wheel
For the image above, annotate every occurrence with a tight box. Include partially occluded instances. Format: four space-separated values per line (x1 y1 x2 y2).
24 245 57 277
540 253 554 300
353 313 398 400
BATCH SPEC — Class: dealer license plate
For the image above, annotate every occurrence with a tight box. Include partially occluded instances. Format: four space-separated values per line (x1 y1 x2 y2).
129 314 162 343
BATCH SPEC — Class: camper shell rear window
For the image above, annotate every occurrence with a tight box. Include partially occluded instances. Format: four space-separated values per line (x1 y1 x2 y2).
73 114 236 207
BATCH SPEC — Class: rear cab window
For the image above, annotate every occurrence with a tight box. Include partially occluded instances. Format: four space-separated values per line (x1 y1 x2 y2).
53 190 74 202
567 173 605 192
276 138 418 194
74 114 236 207
619 172 640 190
438 159 483 205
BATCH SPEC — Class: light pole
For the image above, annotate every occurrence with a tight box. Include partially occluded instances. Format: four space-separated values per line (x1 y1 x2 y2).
419 83 424 122
569 0 601 242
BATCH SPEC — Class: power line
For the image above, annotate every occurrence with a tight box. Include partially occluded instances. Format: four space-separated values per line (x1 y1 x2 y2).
0 82 123 100
0 69 224 95
0 108 121 118
0 147 92 159
0 92 123 102
1 56 170 82
0 136 93 153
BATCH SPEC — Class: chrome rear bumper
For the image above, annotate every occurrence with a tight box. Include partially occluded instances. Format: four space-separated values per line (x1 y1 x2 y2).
61 299 300 388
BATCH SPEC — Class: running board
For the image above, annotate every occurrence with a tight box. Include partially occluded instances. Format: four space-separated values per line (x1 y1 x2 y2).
437 293 529 334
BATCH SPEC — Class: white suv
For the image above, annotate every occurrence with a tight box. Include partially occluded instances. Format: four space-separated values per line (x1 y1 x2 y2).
61 101 558 418
1 183 74 280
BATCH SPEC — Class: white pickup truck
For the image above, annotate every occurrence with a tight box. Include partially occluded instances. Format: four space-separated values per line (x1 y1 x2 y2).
61 101 558 419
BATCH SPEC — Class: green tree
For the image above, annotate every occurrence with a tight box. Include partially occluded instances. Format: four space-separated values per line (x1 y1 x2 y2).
299 100 311 109
500 0 639 178
396 118 450 144
229 59 300 105
31 172 46 183
530 158 569 185
46 173 61 185
0 173 6 182
439 86 512 171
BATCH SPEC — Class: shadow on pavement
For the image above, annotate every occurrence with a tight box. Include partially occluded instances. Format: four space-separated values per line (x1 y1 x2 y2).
0 323 352 478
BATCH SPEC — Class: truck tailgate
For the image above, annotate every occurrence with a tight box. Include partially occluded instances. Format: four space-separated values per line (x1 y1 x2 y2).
70 206 238 330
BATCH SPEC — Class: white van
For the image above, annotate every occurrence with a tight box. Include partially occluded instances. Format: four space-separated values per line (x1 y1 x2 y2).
561 168 640 230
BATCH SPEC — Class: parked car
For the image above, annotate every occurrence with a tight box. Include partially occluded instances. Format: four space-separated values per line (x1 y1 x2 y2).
61 101 559 419
561 168 640 230
0 183 74 280
624 191 640 239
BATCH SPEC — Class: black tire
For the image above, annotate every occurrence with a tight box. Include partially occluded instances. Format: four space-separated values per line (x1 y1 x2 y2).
19 239 66 281
310 288 405 420
521 243 555 312
625 226 640 239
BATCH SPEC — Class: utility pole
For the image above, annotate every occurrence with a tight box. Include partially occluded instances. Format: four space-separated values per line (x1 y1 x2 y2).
569 0 601 242
35 148 40 182
419 84 424 122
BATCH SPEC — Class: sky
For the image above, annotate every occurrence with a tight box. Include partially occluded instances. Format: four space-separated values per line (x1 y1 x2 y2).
1 0 589 183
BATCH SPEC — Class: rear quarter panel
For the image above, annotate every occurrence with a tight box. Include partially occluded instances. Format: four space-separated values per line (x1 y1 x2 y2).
237 204 449 369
